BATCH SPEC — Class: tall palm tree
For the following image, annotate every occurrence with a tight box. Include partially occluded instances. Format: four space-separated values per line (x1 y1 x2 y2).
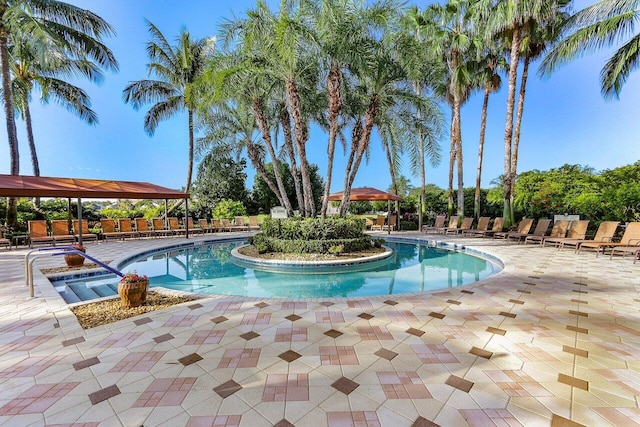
123 20 213 197
1 0 117 227
541 0 640 98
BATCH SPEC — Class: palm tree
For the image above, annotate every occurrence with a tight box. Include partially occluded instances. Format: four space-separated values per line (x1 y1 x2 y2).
1 0 117 227
541 0 640 99
123 20 213 198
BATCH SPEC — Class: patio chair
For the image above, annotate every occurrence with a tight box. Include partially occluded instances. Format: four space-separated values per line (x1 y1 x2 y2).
234 216 250 231
609 244 640 261
542 220 590 248
168 217 186 235
28 220 55 248
562 221 620 251
0 228 10 250
382 214 397 232
525 220 570 245
187 217 204 234
221 218 238 232
578 222 640 256
73 219 98 243
423 215 446 233
51 220 77 245
433 216 458 234
151 218 173 237
198 219 212 233
212 219 226 232
468 217 505 238
445 217 474 234
369 215 385 231
462 217 491 237
493 218 534 240
507 218 551 243
118 218 140 239
100 219 125 241
248 216 261 231
134 218 156 238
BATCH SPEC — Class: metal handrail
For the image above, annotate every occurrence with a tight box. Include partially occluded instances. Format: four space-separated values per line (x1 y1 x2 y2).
25 246 124 298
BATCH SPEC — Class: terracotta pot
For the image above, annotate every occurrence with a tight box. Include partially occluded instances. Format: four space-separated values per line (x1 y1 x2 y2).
117 279 149 308
64 253 85 267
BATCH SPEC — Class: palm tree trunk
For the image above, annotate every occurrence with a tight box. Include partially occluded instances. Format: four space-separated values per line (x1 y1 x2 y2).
245 141 286 208
503 29 521 227
24 99 42 208
321 64 343 218
511 56 530 214
1 14 21 228
280 110 304 212
186 109 195 194
339 123 362 217
285 78 314 217
252 98 294 215
453 97 464 219
475 86 490 220
447 106 456 218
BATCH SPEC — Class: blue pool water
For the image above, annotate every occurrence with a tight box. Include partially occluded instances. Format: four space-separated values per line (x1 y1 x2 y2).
53 239 499 302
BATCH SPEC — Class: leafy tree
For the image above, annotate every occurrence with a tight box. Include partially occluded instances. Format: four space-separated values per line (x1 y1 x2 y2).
212 199 246 220
190 149 249 219
123 21 213 198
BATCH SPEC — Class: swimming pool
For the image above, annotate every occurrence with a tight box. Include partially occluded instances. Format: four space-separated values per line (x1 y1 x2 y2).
53 238 500 302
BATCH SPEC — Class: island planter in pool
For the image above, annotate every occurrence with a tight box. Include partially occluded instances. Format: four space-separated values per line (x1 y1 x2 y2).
64 244 86 267
117 272 149 308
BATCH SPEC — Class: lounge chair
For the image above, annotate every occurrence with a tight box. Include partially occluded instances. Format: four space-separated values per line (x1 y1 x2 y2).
542 220 590 248
563 221 620 251
525 220 570 245
152 218 173 237
433 216 458 234
212 219 226 232
248 216 261 231
0 228 10 250
135 218 156 238
609 244 640 261
371 215 386 231
73 219 98 243
423 215 446 233
494 218 534 240
382 214 397 232
168 217 186 235
28 220 55 248
234 216 250 231
578 222 640 256
100 219 125 241
446 217 473 234
507 218 551 243
51 220 77 245
462 217 491 236
118 218 140 239
222 218 241 232
468 217 505 238
198 219 212 233
187 217 204 234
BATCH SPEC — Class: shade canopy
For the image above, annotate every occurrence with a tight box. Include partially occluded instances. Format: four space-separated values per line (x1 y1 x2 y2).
0 174 188 199
327 187 401 202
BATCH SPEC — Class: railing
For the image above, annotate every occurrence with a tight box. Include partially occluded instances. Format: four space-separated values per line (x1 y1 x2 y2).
25 246 124 298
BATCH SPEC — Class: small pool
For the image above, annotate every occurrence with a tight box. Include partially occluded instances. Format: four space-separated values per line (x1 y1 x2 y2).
52 239 500 302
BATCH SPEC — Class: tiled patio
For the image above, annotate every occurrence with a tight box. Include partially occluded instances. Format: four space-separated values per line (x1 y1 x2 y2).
0 231 639 426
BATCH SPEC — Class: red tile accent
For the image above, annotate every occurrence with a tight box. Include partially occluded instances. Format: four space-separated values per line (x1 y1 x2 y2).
133 377 196 407
0 355 63 377
377 372 431 399
357 325 393 340
187 415 242 427
461 409 522 426
413 344 459 364
0 382 80 415
186 330 225 345
320 346 359 365
218 348 261 368
162 314 199 328
262 374 309 402
316 311 345 323
110 351 164 372
275 327 308 342
97 332 142 348
241 312 271 325
327 411 381 427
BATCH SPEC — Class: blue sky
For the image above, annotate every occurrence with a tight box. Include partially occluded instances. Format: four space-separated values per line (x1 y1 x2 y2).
1 0 638 195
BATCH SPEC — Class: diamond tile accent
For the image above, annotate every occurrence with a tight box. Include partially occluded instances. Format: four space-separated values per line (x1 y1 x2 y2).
324 329 343 338
89 384 120 405
279 350 302 363
274 419 295 427
406 328 425 337
486 327 506 336
469 347 493 359
255 302 269 308
509 299 525 305
285 314 302 322
499 311 516 318
566 325 588 334
446 299 461 305
563 346 588 358
214 380 243 398
375 348 398 361
61 336 85 347
240 331 260 340
188 303 203 310
460 290 474 294
179 353 203 366
429 312 445 319
319 301 334 307
211 315 228 324
331 377 359 395
558 373 588 390
412 416 440 427
384 300 398 306
133 317 153 326
446 375 473 393
550 414 585 427
153 333 174 344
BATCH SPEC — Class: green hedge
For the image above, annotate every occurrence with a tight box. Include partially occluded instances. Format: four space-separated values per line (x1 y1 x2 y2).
249 233 372 254
400 221 418 230
260 216 365 240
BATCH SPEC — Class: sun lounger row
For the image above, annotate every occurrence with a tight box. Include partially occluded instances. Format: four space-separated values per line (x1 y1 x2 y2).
26 219 99 247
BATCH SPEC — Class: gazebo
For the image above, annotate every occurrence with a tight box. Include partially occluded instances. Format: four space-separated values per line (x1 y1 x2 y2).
0 174 190 243
327 187 401 234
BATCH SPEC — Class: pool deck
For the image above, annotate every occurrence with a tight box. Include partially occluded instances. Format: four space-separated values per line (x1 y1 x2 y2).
0 231 639 426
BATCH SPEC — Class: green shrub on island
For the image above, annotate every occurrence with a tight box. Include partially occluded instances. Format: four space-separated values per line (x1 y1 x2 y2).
250 216 372 254
400 220 418 231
